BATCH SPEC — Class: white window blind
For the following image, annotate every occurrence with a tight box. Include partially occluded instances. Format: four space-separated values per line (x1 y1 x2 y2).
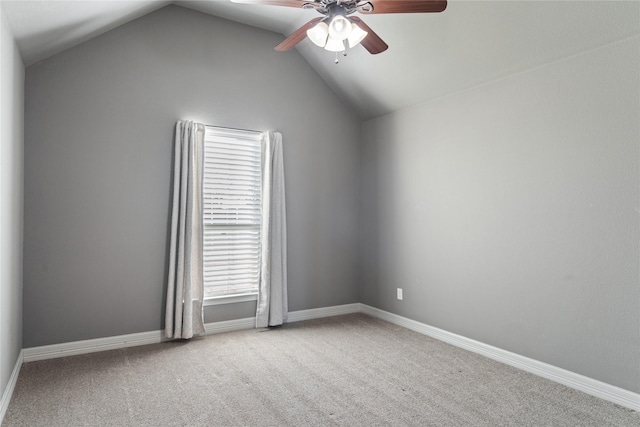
203 127 262 299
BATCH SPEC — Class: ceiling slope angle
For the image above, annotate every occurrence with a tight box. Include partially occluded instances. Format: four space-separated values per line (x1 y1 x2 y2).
290 0 640 119
0 0 172 66
2 0 639 120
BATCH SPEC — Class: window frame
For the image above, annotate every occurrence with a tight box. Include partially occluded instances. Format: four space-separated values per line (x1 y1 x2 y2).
202 126 262 303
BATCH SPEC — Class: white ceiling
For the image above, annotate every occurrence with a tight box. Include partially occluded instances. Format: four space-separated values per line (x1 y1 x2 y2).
1 0 639 119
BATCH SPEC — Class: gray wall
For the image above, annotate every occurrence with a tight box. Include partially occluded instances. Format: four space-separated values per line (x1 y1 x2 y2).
23 5 361 347
361 36 640 393
0 9 24 401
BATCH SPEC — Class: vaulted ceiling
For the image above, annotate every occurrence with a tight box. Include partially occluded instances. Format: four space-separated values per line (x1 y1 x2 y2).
2 1 638 119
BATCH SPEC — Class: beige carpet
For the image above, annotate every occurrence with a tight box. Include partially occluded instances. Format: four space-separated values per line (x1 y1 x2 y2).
3 314 638 426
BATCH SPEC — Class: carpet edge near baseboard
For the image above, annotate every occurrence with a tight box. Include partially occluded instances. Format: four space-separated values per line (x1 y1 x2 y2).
359 304 640 412
15 303 640 413
21 304 362 363
0 349 23 425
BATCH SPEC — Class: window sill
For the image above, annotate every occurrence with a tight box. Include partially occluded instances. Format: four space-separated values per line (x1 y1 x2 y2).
204 293 258 306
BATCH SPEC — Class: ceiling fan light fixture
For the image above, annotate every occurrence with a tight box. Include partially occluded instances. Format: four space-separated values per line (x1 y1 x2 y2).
347 22 368 48
324 36 345 52
327 15 352 41
244 0 448 58
306 21 329 48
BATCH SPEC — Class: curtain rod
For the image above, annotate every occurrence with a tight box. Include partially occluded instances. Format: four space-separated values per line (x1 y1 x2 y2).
206 124 261 135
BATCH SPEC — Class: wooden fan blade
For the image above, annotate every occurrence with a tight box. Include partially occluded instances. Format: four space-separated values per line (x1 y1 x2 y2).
364 0 447 14
275 17 324 51
230 0 310 8
350 17 388 54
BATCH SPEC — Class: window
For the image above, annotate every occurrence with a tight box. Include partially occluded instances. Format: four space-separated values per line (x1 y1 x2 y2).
203 126 262 301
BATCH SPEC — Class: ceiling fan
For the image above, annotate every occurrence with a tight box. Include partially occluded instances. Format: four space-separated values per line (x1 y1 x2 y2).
230 0 447 59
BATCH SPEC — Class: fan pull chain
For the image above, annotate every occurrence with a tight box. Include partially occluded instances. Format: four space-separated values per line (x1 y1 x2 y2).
335 50 348 64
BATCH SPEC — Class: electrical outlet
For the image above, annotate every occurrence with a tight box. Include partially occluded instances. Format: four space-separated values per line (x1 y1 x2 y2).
397 288 403 300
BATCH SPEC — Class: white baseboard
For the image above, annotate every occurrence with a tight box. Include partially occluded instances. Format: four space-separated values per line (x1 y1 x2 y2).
23 319 255 363
287 303 362 323
204 317 255 335
0 350 23 424
21 304 361 363
23 329 166 363
16 303 640 413
360 304 640 412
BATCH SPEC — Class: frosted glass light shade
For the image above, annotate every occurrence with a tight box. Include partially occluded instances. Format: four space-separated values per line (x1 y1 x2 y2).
324 37 345 52
328 15 352 41
307 22 329 47
347 23 368 48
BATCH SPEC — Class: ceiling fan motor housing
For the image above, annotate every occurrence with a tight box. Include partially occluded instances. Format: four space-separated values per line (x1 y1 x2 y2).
258 0 447 55
305 1 367 16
